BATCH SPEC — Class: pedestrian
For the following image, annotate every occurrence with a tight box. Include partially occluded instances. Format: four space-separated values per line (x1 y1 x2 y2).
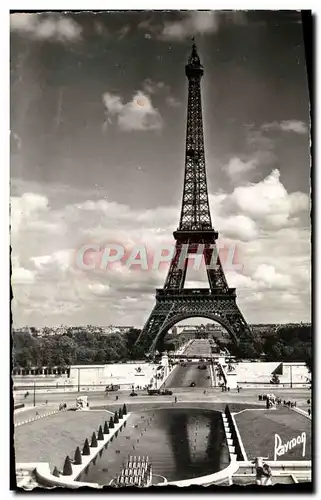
252 456 269 486
263 463 272 486
175 396 177 403
308 408 311 416
116 395 119 401
203 390 206 395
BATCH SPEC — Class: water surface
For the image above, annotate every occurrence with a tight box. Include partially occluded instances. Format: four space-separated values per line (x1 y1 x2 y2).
78 408 229 485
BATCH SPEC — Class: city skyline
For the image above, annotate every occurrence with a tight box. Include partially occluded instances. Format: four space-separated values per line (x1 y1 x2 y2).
11 11 311 327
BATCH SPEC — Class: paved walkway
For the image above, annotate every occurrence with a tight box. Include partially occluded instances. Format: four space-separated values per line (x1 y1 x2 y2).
14 404 59 426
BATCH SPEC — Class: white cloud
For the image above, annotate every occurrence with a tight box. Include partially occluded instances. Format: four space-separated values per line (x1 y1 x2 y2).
88 283 110 296
228 169 309 227
160 11 246 41
224 125 278 182
221 215 258 241
10 13 82 42
102 91 163 132
225 271 255 290
253 264 292 290
143 79 166 95
225 157 257 179
12 267 35 285
31 250 73 272
262 120 308 135
11 170 310 326
165 96 181 107
10 193 49 234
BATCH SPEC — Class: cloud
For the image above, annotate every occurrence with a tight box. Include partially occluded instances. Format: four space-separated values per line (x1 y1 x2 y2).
11 266 35 285
165 96 182 107
225 157 257 179
252 264 293 290
224 124 278 182
143 79 166 94
10 13 82 42
142 79 181 108
102 91 163 132
157 11 247 41
11 170 310 326
10 193 49 234
118 25 130 39
262 120 308 135
221 215 258 241
227 169 309 227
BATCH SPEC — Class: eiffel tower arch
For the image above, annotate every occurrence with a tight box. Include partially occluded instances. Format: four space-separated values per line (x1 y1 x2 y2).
135 42 260 356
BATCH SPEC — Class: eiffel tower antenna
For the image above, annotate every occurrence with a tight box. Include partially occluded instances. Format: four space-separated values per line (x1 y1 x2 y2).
135 44 260 357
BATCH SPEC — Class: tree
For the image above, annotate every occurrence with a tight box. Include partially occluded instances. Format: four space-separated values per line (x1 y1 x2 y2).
91 432 98 447
74 447 82 465
82 438 90 455
52 467 60 477
98 425 104 440
62 456 73 475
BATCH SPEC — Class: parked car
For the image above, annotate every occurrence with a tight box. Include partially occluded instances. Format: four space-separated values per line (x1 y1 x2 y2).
160 389 173 396
130 391 138 397
148 389 173 396
147 389 159 395
189 382 196 387
105 384 120 392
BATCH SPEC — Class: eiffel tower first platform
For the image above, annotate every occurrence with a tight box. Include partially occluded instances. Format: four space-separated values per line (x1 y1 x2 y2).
135 43 260 357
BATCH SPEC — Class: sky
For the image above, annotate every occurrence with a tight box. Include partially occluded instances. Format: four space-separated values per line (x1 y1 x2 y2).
10 10 311 327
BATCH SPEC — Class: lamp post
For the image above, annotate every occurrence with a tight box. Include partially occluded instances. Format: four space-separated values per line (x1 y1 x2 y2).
78 368 80 392
33 382 36 407
290 365 293 389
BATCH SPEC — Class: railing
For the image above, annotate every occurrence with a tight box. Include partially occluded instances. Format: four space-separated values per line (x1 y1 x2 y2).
156 288 236 297
224 405 246 461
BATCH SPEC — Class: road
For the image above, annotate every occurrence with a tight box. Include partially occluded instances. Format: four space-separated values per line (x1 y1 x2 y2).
165 338 214 389
182 338 213 359
13 387 311 416
165 363 212 389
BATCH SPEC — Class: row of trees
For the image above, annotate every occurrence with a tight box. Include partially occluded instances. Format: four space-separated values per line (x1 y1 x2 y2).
263 324 312 370
12 324 312 370
12 328 142 368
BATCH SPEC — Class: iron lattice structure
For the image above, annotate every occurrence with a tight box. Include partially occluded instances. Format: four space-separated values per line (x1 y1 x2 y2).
135 43 259 355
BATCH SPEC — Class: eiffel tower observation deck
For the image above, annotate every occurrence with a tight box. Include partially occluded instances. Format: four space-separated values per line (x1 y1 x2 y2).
135 42 260 357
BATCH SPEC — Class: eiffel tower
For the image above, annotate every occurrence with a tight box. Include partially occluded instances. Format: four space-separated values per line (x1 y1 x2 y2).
135 42 259 356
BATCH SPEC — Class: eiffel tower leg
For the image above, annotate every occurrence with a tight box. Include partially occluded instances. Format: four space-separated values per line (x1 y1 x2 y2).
135 300 174 354
222 302 261 356
164 242 188 290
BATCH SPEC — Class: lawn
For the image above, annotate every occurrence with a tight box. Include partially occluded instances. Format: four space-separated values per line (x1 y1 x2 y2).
234 407 311 461
14 411 114 472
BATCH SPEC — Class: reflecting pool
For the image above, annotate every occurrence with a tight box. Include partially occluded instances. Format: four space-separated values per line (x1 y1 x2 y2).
77 408 229 485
